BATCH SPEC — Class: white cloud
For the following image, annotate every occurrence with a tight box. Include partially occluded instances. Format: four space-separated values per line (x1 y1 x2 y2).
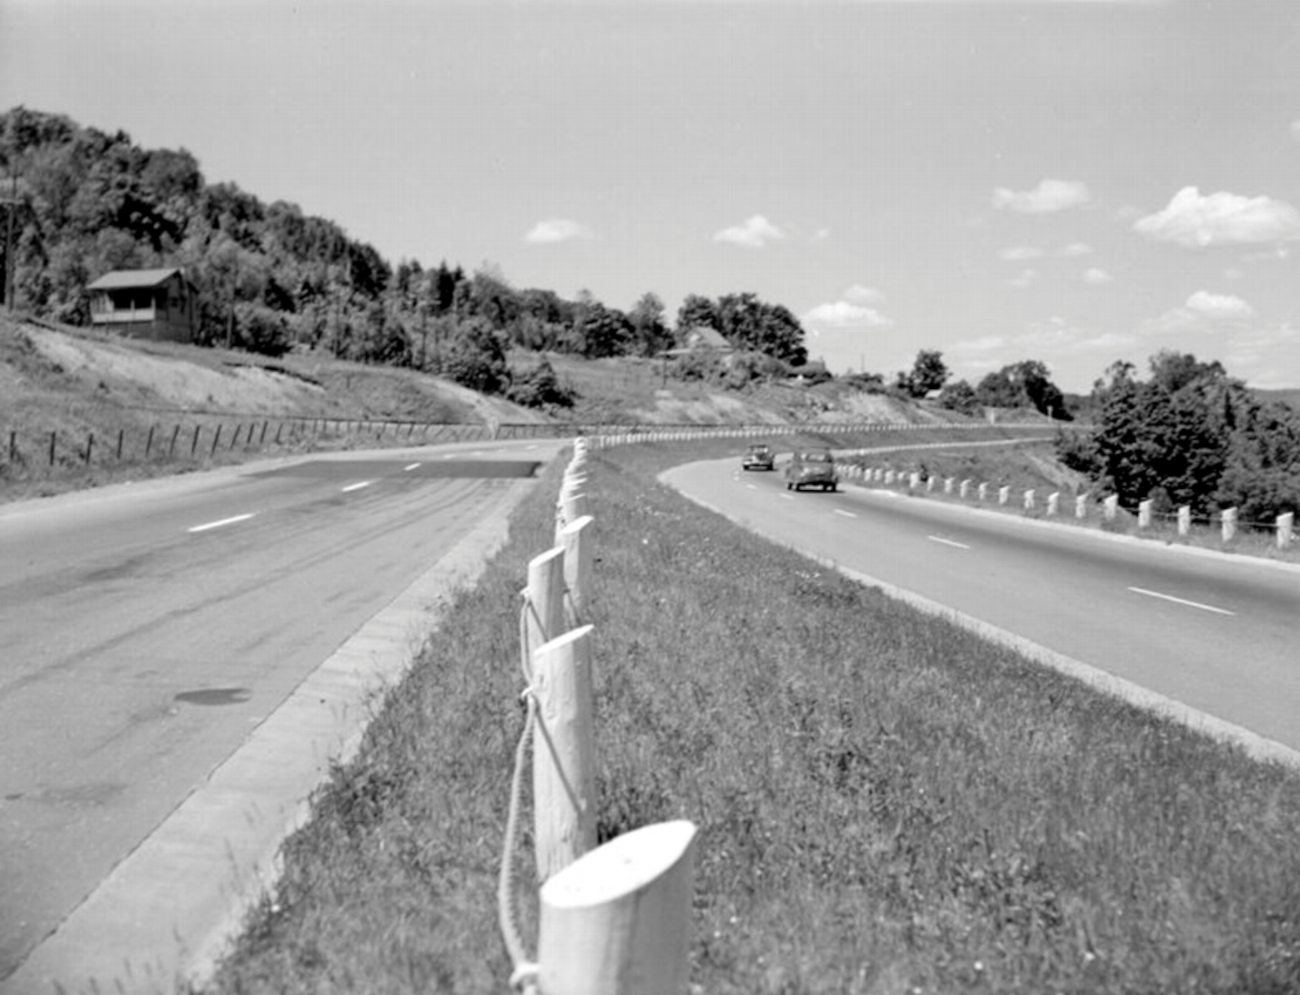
1185 290 1254 319
1058 242 1093 257
949 335 1008 355
1133 187 1300 247
991 179 1091 214
1082 267 1113 285
524 218 593 244
1149 290 1255 335
843 283 885 304
713 215 785 248
801 301 893 328
999 245 1043 261
1008 268 1037 289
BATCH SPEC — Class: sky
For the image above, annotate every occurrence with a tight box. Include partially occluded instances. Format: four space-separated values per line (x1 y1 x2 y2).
3 0 1300 393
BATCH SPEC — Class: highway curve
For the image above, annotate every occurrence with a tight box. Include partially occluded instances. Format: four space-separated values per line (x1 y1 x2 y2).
664 456 1300 759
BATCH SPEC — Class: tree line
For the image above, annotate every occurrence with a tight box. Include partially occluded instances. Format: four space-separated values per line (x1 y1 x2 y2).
1056 351 1300 524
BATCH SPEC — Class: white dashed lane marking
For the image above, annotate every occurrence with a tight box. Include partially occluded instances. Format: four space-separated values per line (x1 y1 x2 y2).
927 535 971 550
187 514 255 534
341 481 372 493
1128 587 1235 616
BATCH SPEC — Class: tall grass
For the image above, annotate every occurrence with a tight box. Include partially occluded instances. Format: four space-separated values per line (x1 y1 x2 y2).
201 442 1300 994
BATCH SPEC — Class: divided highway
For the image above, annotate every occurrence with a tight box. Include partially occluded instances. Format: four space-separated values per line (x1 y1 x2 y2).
0 441 562 983
665 457 1300 757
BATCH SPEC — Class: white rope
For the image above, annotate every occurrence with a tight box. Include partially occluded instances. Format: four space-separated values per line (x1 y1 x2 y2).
498 685 540 994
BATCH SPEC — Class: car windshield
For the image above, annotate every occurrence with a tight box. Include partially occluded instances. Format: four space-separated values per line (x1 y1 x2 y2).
803 452 831 462
749 445 770 453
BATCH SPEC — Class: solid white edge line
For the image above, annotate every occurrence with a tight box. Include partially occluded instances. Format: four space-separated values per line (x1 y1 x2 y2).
403 463 421 472
1128 586 1235 616
341 480 373 493
187 513 254 534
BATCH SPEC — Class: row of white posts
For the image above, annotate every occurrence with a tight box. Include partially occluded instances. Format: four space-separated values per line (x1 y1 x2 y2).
844 464 1297 550
499 438 697 995
589 421 1056 448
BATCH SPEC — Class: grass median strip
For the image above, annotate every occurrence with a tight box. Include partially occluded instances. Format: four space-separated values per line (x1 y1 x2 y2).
199 440 1300 995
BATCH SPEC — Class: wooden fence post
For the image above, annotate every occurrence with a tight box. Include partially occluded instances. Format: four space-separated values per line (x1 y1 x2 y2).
191 425 201 456
145 425 155 458
559 515 594 626
1222 507 1238 543
115 428 124 461
532 625 597 883
1103 495 1118 521
538 820 696 995
169 424 180 457
84 432 93 466
524 547 567 676
210 424 222 456
1278 512 1295 550
1178 506 1191 536
1138 500 1152 529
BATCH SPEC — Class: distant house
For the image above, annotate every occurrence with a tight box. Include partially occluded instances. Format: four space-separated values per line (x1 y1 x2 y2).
664 325 735 358
86 268 198 343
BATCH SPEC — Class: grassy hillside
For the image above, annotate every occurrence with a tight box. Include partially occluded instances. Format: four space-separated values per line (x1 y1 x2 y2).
2 313 1027 503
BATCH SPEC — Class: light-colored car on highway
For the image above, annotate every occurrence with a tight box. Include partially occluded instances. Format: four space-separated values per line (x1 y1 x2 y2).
784 449 837 492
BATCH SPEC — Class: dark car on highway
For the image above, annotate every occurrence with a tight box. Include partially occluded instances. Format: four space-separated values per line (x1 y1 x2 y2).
741 442 776 471
784 449 837 492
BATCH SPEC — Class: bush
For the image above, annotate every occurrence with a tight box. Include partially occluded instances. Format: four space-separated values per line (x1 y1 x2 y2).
504 358 576 409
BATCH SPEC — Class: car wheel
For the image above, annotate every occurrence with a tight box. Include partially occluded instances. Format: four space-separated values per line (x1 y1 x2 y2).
829 483 837 492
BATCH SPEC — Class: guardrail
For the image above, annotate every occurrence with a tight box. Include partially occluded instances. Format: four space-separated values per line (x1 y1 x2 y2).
841 461 1297 551
497 438 697 995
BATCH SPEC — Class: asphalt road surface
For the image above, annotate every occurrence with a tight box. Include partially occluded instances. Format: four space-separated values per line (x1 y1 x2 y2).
0 441 560 985
665 457 1300 757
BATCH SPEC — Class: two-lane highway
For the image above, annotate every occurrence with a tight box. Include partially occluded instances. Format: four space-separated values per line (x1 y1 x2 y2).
665 457 1300 756
0 441 561 982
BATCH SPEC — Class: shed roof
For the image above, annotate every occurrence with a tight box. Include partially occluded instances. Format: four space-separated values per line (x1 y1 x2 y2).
86 268 186 291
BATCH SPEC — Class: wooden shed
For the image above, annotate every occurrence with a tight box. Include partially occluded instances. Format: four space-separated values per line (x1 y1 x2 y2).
86 267 198 343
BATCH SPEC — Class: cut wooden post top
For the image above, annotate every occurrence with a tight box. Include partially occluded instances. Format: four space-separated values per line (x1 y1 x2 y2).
540 820 696 909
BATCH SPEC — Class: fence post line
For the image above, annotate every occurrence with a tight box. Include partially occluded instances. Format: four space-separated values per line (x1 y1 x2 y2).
49 430 56 466
532 624 597 883
559 515 595 626
210 424 222 456
169 424 180 457
1075 494 1088 519
1103 495 1118 521
8 430 16 463
1024 489 1035 511
1278 512 1295 550
115 428 124 461
998 485 1010 506
1138 499 1153 529
537 820 696 995
1178 506 1191 536
1047 492 1060 516
84 432 93 467
145 425 155 459
191 425 201 456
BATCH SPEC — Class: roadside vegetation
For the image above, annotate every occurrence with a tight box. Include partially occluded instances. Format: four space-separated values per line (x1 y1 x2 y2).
199 438 1300 995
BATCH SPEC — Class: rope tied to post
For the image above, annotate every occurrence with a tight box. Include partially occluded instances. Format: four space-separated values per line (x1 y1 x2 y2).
498 678 540 995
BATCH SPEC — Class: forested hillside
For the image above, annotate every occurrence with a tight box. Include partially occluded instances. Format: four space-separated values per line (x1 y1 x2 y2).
0 107 820 408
